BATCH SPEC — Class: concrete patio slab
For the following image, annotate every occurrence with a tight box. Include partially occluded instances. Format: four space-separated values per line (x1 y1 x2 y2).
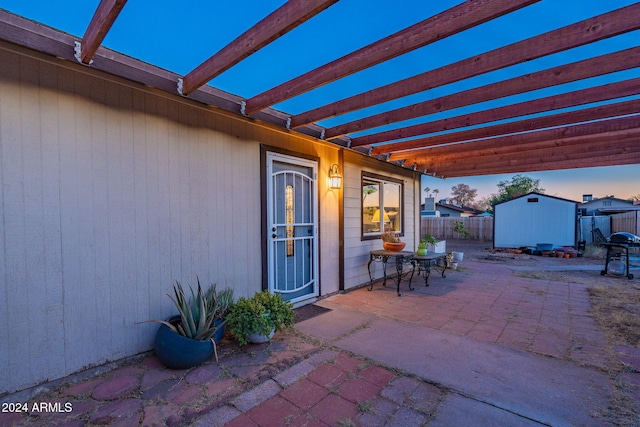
295 300 377 341
429 393 543 427
331 315 611 426
507 264 604 271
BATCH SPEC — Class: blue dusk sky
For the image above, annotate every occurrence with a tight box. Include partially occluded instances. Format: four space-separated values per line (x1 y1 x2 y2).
1 0 638 202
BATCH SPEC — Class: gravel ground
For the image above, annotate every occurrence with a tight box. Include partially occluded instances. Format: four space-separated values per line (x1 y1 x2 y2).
447 239 640 286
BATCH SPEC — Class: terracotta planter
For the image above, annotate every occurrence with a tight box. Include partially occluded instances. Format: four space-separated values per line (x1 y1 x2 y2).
383 242 406 252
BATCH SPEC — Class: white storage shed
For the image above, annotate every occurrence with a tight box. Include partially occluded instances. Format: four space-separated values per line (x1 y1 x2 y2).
494 192 578 249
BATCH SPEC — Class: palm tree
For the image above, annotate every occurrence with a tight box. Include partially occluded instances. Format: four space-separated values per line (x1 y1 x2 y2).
433 189 439 201
424 186 431 197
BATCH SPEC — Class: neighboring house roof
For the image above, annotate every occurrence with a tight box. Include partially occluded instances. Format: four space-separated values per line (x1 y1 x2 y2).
580 196 634 207
436 203 484 215
580 195 636 214
594 206 640 214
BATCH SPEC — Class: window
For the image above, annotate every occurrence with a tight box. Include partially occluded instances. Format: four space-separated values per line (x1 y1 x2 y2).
362 173 403 239
285 185 294 256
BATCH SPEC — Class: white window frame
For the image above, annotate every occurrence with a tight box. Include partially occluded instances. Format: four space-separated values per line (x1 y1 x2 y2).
361 172 404 240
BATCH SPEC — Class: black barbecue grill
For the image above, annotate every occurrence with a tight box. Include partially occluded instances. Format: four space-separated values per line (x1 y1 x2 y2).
600 232 640 280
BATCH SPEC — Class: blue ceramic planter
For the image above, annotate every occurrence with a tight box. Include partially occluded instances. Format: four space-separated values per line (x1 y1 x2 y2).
213 319 225 343
154 316 223 369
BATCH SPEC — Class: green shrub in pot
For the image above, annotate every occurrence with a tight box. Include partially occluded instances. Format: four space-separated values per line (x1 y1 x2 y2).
418 234 437 254
226 290 294 345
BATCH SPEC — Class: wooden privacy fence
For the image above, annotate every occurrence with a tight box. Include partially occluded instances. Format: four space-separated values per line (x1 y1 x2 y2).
578 213 639 244
421 212 638 243
420 217 493 241
611 211 640 236
579 216 611 244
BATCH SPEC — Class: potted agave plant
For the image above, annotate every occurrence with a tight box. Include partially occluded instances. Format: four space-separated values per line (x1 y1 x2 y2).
226 290 294 345
150 280 234 369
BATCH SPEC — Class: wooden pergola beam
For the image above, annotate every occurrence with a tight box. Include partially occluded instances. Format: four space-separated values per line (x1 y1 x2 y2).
412 136 640 178
180 0 338 96
243 0 539 115
2 4 637 178
431 154 640 178
0 9 337 140
418 132 640 168
392 115 640 162
418 140 640 176
456 139 640 166
353 77 640 148
79 0 127 64
290 2 640 129
375 98 640 156
326 46 640 140
417 139 640 178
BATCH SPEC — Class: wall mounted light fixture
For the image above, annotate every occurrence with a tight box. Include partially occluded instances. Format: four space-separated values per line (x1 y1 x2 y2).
329 164 342 189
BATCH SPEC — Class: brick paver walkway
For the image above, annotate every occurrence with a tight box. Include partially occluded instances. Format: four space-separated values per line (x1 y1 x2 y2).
1 331 447 426
346 260 609 369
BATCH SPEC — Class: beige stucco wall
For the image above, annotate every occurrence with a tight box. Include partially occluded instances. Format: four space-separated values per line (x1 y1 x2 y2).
0 45 340 393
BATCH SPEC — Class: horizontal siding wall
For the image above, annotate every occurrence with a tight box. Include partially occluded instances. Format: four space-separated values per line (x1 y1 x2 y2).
343 154 418 290
0 47 339 393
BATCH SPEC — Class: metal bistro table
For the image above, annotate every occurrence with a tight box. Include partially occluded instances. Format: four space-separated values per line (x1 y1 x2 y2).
368 250 416 296
412 253 447 287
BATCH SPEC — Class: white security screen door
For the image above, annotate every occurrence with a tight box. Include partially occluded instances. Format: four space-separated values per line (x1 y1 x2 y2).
266 152 319 304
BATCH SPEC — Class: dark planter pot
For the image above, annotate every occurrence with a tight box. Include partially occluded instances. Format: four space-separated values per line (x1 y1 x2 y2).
213 319 225 343
154 316 218 369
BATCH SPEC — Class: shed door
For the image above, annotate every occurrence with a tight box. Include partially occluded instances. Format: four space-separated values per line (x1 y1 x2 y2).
266 152 318 304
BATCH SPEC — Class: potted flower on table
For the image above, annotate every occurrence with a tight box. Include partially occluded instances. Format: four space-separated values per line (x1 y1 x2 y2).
381 227 406 252
417 234 438 255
